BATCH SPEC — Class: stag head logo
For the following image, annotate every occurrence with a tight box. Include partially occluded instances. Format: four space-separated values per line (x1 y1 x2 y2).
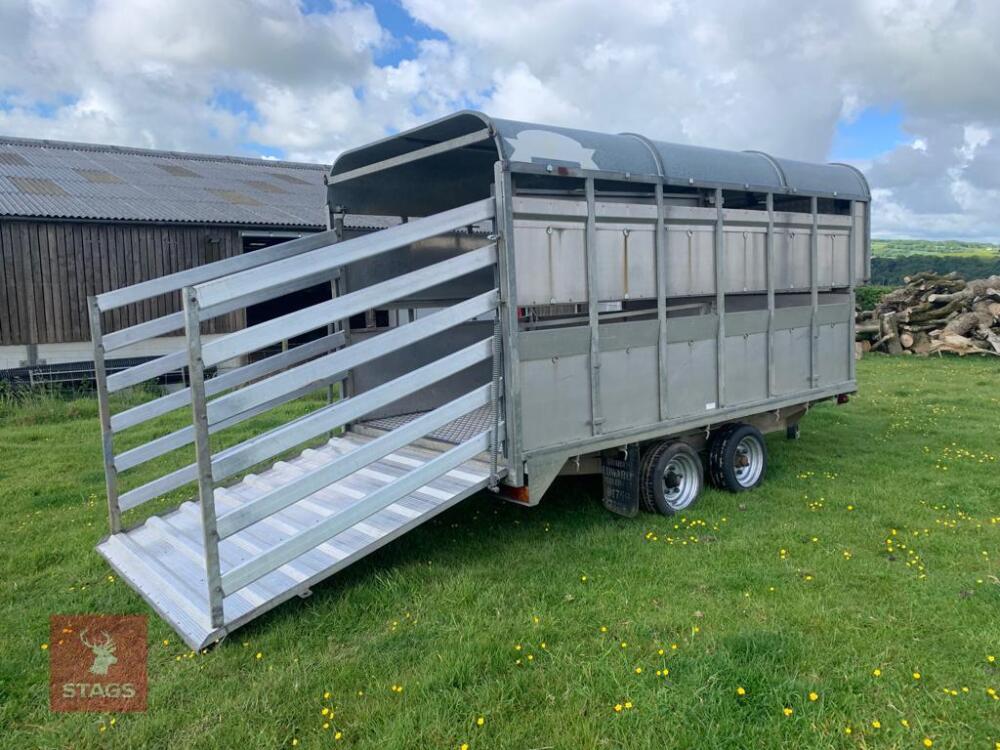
79 629 118 675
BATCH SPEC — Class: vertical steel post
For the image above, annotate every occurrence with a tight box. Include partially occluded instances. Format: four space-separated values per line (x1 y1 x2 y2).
326 204 344 411
584 177 603 435
654 182 669 420
765 193 775 398
493 161 523 486
714 188 726 409
88 297 121 534
183 287 225 628
810 195 820 388
847 199 857 383
489 296 502 489
332 205 355 406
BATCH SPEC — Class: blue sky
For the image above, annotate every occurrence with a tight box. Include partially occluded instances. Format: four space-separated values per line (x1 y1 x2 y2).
300 0 447 66
830 105 907 162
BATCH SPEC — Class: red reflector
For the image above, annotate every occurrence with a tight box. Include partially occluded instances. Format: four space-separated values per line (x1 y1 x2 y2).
517 307 526 319
499 484 530 503
837 393 850 405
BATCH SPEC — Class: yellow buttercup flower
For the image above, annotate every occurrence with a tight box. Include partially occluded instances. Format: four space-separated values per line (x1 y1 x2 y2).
736 687 746 696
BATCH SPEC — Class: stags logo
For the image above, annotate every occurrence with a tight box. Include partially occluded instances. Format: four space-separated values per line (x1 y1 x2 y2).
49 615 147 712
80 629 118 675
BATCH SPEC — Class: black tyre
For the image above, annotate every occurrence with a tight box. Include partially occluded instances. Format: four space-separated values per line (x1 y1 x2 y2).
639 441 704 515
707 423 767 492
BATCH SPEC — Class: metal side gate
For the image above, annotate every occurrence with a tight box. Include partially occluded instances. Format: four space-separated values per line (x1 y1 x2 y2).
88 198 505 649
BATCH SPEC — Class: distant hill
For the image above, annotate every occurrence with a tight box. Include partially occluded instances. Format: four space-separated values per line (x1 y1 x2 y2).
872 239 999 259
870 239 1000 286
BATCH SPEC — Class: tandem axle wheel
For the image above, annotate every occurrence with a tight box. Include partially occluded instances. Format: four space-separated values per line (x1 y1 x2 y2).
707 423 768 492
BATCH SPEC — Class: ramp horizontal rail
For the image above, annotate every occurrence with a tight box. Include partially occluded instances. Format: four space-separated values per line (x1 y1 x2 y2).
114 286 495 473
110 332 345 433
113 370 346 473
108 244 494 393
102 312 185 353
200 243 497 368
103 266 342 353
193 197 495 312
209 337 493 482
207 290 498 427
216 383 494 538
220 424 500 595
106 348 188 393
94 228 336 312
119 463 199 512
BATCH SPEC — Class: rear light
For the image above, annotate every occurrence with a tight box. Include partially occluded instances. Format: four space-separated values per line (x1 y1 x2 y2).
498 484 530 503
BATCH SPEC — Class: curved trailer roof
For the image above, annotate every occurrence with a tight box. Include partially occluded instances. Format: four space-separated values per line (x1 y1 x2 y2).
330 110 870 202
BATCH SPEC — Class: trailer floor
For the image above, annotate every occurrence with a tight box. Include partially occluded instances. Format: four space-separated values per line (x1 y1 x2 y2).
97 430 495 650
359 405 494 445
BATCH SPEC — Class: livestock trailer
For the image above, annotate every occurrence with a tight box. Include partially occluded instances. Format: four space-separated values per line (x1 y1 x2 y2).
88 111 870 648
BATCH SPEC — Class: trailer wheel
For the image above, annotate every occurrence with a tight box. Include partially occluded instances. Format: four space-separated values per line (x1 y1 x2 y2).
639 442 704 515
708 423 767 492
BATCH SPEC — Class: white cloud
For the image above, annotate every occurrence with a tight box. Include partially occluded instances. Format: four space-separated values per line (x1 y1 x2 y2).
2 0 1000 239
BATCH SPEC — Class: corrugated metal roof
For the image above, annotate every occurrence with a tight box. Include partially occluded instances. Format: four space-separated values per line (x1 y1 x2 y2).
0 135 331 227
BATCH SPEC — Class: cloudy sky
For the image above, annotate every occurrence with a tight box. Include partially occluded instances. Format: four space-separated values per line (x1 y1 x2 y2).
1 0 998 240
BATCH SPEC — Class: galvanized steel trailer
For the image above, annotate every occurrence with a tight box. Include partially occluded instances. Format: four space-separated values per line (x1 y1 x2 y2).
89 111 870 648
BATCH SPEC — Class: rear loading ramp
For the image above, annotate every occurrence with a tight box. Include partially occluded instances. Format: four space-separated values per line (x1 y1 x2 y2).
88 197 505 649
98 428 497 650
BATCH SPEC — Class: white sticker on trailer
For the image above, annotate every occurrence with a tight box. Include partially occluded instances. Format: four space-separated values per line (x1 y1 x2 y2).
705 402 717 410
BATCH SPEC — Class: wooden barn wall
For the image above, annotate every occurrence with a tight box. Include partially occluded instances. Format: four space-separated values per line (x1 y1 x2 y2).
0 220 245 346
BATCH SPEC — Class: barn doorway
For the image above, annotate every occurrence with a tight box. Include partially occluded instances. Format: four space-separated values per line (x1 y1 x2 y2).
241 233 333 359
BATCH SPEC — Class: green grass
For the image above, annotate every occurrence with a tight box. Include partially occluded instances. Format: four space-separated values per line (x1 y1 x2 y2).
2 356 999 749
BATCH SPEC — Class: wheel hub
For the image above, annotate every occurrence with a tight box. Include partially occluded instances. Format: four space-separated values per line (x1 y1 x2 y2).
733 435 764 487
660 453 700 509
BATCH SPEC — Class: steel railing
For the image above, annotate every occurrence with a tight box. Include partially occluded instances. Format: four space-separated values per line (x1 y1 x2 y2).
90 196 503 629
89 230 350 533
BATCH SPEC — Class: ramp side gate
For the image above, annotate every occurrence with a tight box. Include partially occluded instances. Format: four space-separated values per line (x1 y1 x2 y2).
89 198 505 648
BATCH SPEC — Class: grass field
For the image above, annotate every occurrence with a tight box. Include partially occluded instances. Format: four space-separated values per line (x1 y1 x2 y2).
2 355 999 749
872 239 1000 259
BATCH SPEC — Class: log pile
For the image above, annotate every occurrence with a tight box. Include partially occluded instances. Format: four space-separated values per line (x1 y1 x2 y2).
856 272 1000 356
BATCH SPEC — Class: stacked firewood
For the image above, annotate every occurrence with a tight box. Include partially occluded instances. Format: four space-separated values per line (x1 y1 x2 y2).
856 272 1000 356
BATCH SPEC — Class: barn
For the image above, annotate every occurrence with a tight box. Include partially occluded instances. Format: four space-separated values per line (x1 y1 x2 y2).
0 135 343 381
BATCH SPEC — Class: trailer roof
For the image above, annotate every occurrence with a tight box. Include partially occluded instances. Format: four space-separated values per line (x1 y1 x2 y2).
331 111 870 201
